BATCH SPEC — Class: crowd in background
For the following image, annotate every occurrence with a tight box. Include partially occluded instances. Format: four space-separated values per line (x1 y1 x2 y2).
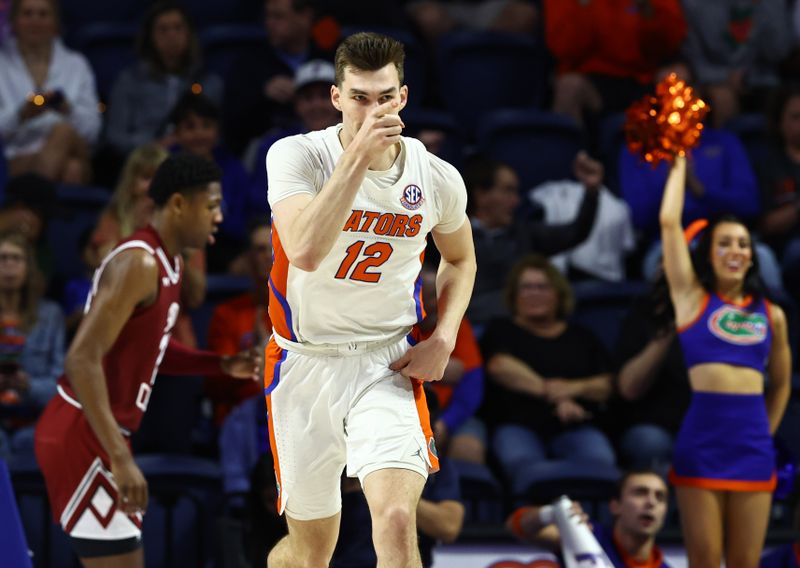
3 0 800 565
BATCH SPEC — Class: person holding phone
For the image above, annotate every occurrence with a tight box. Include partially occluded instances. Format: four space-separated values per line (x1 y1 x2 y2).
0 0 100 184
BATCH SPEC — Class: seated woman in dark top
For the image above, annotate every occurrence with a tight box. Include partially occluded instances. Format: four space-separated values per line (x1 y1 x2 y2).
612 265 691 474
480 254 615 495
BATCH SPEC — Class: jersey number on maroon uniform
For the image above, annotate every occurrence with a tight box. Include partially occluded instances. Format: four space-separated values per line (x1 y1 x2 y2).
135 302 180 411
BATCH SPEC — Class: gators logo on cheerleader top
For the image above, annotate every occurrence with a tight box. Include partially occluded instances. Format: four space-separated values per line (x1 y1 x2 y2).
708 306 768 345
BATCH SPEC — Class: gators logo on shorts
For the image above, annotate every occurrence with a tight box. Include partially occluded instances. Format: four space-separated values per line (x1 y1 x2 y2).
428 437 438 459
708 306 768 345
400 184 424 210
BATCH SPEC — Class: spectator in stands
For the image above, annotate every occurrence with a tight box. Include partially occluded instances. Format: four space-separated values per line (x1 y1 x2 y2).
619 107 761 243
529 151 636 282
758 86 800 295
105 1 223 159
508 469 671 568
419 265 485 464
206 217 271 504
169 92 255 272
223 0 334 155
612 267 690 473
480 254 615 495
545 0 686 126
406 0 538 42
0 231 64 459
249 59 341 214
682 0 793 127
0 173 56 283
0 0 100 184
332 386 464 568
466 153 599 326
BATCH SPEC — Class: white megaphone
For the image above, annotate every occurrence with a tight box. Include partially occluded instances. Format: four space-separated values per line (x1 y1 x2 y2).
538 495 614 568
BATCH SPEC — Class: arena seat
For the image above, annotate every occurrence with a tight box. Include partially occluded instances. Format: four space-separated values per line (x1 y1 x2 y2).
200 24 267 80
437 31 549 134
137 454 222 568
67 22 138 104
477 109 583 192
570 280 648 351
450 459 505 525
0 458 34 568
512 459 621 506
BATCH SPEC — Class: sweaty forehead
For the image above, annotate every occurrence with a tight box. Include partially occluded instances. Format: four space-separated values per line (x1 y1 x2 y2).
341 64 400 91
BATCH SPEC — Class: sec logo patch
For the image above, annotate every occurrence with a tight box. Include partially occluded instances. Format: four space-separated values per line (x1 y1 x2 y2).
400 184 424 210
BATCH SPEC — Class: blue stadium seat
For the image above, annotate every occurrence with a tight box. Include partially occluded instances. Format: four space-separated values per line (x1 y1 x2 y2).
46 184 109 284
185 0 263 28
570 280 648 351
597 113 626 195
200 24 267 80
450 459 505 525
401 108 466 169
67 22 138 104
136 455 222 568
512 459 621 505
476 109 584 191
60 1 144 34
724 113 768 169
341 26 428 107
436 31 549 133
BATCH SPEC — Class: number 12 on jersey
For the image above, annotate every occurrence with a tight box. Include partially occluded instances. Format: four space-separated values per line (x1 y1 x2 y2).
335 240 394 283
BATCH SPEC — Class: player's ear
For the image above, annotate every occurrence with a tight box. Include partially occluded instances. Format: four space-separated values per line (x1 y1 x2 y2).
167 191 186 215
331 84 342 111
398 84 408 111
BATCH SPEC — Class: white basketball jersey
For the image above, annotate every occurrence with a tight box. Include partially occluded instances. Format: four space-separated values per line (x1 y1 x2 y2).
266 125 466 345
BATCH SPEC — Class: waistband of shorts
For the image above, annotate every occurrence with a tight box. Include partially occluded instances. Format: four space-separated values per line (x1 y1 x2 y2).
58 384 133 437
272 330 409 357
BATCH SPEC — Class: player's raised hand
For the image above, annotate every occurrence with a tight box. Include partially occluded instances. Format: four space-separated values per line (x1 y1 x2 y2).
221 347 262 381
111 452 148 515
350 100 404 162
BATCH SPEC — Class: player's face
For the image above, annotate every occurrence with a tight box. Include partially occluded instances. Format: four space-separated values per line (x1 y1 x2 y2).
514 268 558 321
181 182 223 249
0 242 27 292
611 474 668 539
331 64 408 139
709 222 753 285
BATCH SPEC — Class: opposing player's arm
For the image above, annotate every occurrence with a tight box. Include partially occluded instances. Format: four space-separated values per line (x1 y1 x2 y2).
66 250 158 469
269 100 402 271
766 302 791 434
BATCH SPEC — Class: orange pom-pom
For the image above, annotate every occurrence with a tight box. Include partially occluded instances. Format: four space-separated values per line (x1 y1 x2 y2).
624 74 709 167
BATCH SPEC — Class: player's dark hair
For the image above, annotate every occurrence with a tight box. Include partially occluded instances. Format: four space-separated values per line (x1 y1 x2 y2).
334 32 404 86
148 153 222 206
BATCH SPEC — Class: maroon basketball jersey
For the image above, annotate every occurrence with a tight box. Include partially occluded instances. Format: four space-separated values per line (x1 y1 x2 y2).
57 225 183 433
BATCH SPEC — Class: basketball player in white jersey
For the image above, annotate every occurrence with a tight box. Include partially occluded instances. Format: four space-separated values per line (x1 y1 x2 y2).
264 32 476 567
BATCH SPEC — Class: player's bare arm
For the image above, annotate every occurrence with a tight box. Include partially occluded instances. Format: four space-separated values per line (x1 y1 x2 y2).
391 220 476 381
65 250 159 514
272 99 403 271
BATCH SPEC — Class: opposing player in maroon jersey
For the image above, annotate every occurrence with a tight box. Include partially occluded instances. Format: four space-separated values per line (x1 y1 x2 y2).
34 154 259 567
